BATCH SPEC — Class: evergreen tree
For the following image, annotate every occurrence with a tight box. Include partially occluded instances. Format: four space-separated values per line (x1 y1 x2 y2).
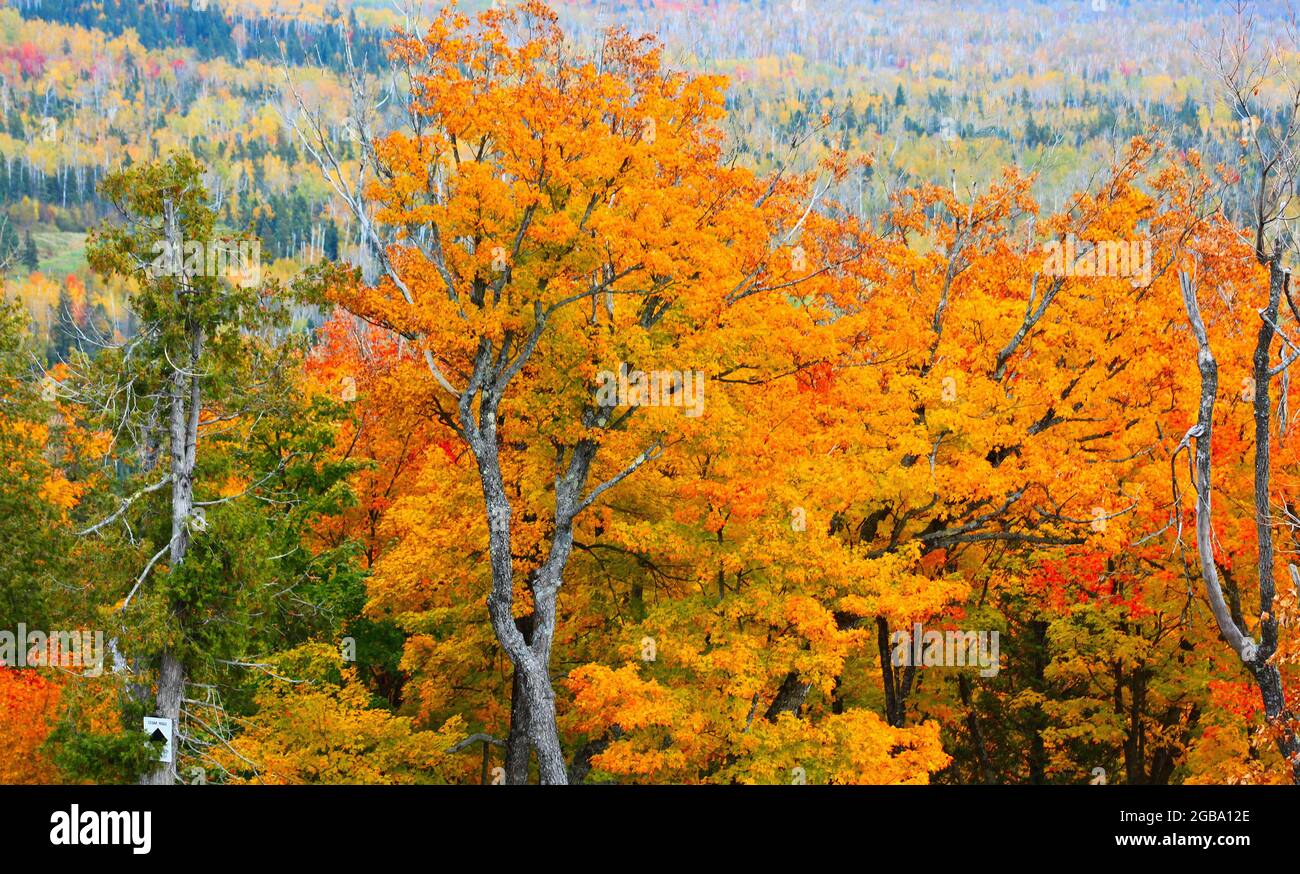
323 219 340 262
22 230 39 272
75 153 362 784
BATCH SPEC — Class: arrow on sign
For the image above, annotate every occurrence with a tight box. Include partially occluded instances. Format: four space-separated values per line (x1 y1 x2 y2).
143 716 173 764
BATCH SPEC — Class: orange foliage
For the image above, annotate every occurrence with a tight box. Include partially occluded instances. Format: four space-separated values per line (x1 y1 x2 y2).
0 667 61 783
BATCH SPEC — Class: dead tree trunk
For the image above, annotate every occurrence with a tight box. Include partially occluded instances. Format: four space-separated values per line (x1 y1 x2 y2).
1180 268 1300 784
141 199 203 786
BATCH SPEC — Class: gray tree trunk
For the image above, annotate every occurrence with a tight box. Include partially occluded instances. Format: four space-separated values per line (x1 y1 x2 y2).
141 199 202 786
1246 259 1300 782
1181 268 1300 784
504 615 534 784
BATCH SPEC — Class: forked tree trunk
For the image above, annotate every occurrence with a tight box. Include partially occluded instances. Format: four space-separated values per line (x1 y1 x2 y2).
469 402 569 784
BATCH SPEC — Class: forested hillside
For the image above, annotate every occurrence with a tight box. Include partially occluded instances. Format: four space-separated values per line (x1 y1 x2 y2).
2 0 1300 790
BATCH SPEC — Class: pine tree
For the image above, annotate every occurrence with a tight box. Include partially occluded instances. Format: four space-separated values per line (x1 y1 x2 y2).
21 230 38 271
323 219 339 261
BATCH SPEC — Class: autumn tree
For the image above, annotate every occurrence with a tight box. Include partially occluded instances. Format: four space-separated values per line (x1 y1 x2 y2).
0 300 78 632
1176 5 1300 783
287 0 899 782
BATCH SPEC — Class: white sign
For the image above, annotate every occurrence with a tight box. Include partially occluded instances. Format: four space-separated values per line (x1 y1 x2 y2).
143 716 173 764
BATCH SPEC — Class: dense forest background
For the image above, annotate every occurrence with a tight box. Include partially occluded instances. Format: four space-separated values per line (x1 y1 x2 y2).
0 0 1263 360
3 0 1300 786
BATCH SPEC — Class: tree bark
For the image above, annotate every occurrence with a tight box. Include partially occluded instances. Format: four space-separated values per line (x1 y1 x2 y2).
141 650 183 785
463 361 571 784
876 616 915 727
1181 268 1300 783
142 198 202 786
504 614 534 784
764 671 813 722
